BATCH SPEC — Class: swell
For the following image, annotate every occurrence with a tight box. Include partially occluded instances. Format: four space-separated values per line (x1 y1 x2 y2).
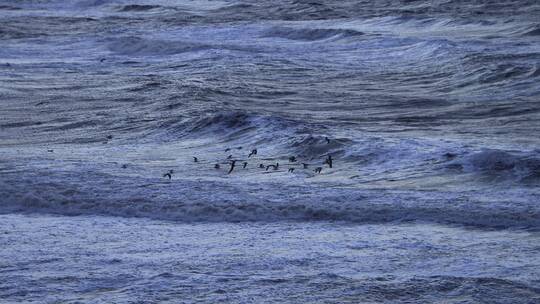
262 27 364 41
107 36 260 56
162 111 540 184
118 5 161 12
0 171 538 230
446 149 540 183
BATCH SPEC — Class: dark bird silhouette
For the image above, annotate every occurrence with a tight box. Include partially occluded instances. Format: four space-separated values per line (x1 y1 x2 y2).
228 160 237 174
121 164 128 169
243 162 248 168
237 146 243 150
106 135 113 140
248 149 258 158
266 163 279 171
193 157 198 163
163 169 174 179
47 149 54 153
289 156 297 162
288 168 295 173
302 163 309 169
259 163 265 168
100 58 106 62
324 155 333 168
227 154 233 159
225 148 231 152
314 167 322 174
325 137 330 144
214 164 220 169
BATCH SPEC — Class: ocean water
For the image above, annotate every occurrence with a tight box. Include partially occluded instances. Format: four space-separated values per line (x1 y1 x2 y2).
1 0 539 302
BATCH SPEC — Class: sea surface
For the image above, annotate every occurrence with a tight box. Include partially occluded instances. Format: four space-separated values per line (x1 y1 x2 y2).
1 0 539 303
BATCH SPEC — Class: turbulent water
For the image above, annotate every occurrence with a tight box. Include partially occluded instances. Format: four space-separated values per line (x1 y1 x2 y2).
1 0 540 303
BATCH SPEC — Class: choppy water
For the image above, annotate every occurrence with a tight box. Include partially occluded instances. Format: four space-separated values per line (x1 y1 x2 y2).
1 0 539 302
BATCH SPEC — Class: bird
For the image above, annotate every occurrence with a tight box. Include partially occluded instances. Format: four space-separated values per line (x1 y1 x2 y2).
266 163 279 171
324 155 333 168
288 168 295 173
248 149 257 158
214 164 220 169
228 160 237 174
193 157 198 163
325 137 330 144
243 162 248 168
259 164 265 169
225 148 231 152
163 169 174 179
106 135 113 140
302 163 309 169
289 156 297 162
314 167 322 174
227 154 233 159
121 164 128 169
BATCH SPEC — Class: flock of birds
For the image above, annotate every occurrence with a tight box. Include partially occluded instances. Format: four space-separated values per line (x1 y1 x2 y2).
162 143 334 180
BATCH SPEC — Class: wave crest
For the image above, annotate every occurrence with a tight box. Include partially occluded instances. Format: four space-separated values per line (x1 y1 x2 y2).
263 27 364 41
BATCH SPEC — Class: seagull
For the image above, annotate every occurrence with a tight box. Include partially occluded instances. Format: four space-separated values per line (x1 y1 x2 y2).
193 157 198 163
248 149 257 158
314 167 322 174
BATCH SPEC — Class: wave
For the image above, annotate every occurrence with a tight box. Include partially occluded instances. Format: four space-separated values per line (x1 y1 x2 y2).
0 5 21 10
1 171 538 230
449 149 540 182
159 111 540 186
161 111 300 142
522 25 540 36
0 24 46 39
288 135 352 160
107 36 260 56
262 27 364 41
118 5 162 12
107 36 210 56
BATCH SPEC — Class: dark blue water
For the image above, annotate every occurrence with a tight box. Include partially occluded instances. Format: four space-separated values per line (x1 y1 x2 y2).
1 1 539 302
